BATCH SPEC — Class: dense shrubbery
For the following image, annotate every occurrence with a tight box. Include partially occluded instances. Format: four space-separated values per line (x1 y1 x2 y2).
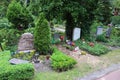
0 29 22 51
111 16 120 25
0 28 22 51
6 0 33 30
90 21 103 34
34 13 52 54
75 40 109 56
0 51 34 80
96 34 107 42
0 18 12 29
51 48 77 71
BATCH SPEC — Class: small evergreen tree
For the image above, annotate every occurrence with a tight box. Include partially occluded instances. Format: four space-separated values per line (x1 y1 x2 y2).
34 13 51 54
6 0 33 30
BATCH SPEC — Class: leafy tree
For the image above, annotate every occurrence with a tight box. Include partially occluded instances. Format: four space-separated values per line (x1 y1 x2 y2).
0 0 11 18
6 0 33 30
95 0 112 24
38 0 101 40
34 13 51 54
112 0 120 9
37 0 112 40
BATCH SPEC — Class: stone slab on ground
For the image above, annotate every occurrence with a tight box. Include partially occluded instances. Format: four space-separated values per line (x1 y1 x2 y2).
9 58 29 64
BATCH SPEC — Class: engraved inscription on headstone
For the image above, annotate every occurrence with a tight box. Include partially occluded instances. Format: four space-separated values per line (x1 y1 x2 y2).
96 26 103 35
73 28 81 41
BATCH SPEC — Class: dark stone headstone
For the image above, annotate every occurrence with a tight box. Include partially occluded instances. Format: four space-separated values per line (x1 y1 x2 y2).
106 28 112 38
53 33 60 40
9 58 29 65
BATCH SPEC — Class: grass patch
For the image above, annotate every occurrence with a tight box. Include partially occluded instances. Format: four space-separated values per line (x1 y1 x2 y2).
32 63 93 80
100 49 120 65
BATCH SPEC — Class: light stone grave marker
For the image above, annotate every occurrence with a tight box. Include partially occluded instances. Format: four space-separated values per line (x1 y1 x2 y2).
73 27 81 41
96 26 103 35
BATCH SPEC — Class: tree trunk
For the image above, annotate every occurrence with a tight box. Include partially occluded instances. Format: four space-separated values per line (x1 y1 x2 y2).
65 13 74 41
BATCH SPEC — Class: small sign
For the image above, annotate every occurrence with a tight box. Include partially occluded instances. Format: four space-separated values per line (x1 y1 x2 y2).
96 26 103 35
73 28 81 41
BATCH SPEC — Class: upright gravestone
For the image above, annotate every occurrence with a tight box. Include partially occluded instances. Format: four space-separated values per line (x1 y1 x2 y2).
106 27 112 38
53 33 60 40
96 26 103 35
73 27 81 41
18 33 34 51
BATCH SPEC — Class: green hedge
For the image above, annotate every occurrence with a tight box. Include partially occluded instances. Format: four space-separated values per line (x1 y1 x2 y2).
51 48 77 71
0 51 34 80
76 40 109 56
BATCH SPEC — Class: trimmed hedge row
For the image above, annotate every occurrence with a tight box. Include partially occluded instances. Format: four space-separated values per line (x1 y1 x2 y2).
0 51 34 80
51 48 77 71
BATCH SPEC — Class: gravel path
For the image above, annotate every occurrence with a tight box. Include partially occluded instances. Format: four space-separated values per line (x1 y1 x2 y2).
34 60 52 72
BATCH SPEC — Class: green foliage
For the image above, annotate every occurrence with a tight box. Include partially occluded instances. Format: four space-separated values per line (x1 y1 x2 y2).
0 18 12 29
34 13 51 54
51 48 77 71
95 0 112 24
25 27 35 34
107 37 120 46
0 28 22 51
112 0 120 9
75 40 109 56
111 16 120 25
0 0 10 18
111 28 120 36
96 34 107 42
90 21 103 34
13 50 36 61
38 0 111 39
6 0 33 30
51 38 61 44
106 28 120 46
0 51 34 80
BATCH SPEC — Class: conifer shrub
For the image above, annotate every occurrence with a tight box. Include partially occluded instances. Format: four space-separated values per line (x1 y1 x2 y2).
34 13 52 54
6 0 33 30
